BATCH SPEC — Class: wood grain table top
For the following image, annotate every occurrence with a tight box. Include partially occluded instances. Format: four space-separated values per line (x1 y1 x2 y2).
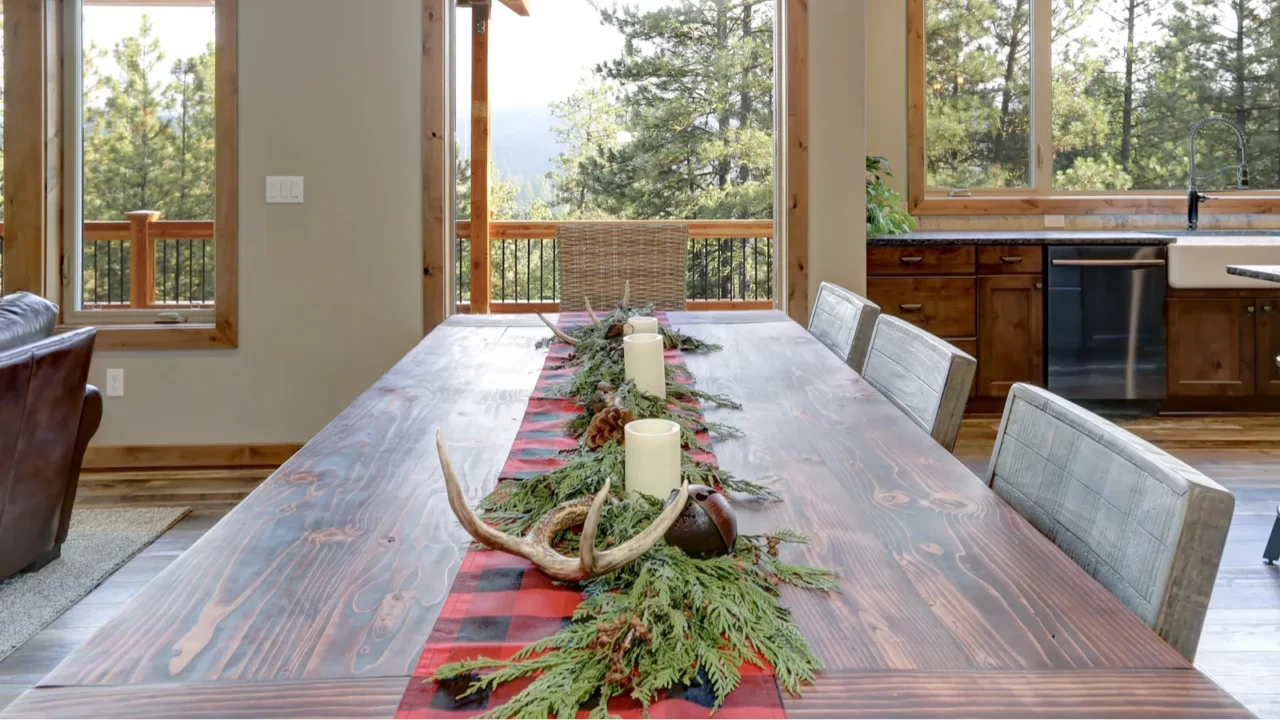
3 311 1251 718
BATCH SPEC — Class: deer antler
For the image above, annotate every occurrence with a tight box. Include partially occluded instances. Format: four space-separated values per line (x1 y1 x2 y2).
583 295 601 324
436 430 689 581
537 312 579 346
622 280 631 308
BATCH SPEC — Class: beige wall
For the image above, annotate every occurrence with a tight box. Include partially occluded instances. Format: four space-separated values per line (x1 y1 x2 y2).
865 0 908 198
88 0 425 445
807 0 867 297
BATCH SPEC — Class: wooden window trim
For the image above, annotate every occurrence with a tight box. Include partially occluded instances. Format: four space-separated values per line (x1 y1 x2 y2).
56 0 238 351
905 0 1280 217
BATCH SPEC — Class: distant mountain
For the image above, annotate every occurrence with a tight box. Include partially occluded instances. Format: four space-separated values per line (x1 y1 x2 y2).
457 103 563 191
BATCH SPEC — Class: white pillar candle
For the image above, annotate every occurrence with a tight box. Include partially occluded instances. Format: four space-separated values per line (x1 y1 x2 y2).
624 315 659 336
624 418 682 500
623 333 666 398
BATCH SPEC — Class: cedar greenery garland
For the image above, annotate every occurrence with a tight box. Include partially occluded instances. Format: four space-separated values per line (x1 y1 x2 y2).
432 308 832 717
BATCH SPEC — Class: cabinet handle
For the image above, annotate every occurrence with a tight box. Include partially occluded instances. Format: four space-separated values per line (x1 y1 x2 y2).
1248 306 1256 315
1034 281 1043 291
898 256 924 265
999 256 1023 264
899 303 924 312
1265 305 1272 313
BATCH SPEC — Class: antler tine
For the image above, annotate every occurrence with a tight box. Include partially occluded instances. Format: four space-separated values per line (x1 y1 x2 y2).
622 280 631 309
582 480 690 577
436 430 539 558
537 312 578 346
584 297 602 326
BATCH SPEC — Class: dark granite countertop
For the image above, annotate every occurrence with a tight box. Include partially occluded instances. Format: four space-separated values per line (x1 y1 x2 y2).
1226 265 1280 284
868 230 1174 246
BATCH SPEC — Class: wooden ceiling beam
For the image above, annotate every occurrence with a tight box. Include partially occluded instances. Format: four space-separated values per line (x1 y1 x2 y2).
497 0 530 16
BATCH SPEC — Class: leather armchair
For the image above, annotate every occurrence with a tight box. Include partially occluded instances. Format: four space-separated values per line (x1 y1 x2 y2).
0 293 102 581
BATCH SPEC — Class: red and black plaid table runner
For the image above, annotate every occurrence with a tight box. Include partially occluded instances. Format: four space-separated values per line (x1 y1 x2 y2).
396 312 786 719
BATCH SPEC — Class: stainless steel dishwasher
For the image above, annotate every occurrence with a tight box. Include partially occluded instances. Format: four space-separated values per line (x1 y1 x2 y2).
1046 245 1168 406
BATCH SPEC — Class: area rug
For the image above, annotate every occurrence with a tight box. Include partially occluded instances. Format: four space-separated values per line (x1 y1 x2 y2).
0 506 190 662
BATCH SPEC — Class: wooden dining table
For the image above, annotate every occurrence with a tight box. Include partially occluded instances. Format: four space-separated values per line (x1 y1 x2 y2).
1 311 1252 718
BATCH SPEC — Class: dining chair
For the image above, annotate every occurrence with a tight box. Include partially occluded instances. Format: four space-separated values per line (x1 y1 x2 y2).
557 224 688 312
861 315 976 451
985 383 1234 662
808 282 880 373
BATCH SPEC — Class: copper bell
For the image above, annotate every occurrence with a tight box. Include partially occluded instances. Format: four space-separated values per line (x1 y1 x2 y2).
664 484 737 559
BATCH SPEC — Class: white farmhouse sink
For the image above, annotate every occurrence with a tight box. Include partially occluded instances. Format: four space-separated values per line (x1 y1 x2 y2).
1168 236 1280 289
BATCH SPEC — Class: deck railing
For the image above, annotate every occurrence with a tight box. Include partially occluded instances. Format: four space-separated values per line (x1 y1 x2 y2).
0 215 214 307
455 219 775 313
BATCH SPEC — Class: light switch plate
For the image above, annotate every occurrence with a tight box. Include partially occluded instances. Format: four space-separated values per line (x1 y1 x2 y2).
267 176 304 204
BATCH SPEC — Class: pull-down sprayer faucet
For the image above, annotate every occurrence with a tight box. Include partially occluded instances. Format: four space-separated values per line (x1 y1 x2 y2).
1188 117 1249 231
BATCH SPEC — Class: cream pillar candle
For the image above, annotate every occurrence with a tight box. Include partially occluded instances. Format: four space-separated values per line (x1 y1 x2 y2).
624 419 682 500
623 333 666 398
624 315 659 336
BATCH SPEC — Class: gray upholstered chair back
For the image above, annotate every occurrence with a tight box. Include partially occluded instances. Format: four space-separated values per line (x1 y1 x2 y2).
862 315 975 451
985 384 1234 661
808 282 880 373
557 224 688 312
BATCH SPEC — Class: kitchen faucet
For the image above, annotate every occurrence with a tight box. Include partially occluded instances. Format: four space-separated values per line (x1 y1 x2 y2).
1188 117 1249 231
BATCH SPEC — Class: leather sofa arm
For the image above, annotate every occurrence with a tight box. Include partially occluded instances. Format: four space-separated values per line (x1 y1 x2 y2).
56 385 104 545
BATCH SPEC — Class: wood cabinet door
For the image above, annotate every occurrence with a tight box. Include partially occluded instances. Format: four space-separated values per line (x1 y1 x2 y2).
1167 297 1255 397
977 275 1044 398
1255 299 1280 395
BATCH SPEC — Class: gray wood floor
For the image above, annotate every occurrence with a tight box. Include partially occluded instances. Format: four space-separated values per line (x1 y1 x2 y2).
1 450 1277 717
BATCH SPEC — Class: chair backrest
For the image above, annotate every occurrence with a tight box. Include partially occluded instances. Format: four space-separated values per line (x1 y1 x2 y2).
557 224 688 312
808 282 880 373
985 383 1234 661
862 315 975 451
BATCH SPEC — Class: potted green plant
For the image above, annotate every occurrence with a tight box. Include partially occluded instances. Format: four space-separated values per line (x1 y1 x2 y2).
866 156 915 236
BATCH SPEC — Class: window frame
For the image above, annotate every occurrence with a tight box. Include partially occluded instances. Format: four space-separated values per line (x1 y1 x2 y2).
57 0 238 350
906 0 1280 217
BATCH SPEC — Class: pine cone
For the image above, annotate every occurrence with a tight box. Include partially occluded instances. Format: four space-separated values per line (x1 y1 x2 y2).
585 407 634 450
604 323 627 339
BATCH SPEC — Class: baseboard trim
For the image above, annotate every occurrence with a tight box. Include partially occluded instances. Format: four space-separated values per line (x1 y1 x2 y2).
84 444 303 470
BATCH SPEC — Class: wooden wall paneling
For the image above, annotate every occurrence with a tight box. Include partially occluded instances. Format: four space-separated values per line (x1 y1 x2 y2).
784 0 808 324
422 0 449 332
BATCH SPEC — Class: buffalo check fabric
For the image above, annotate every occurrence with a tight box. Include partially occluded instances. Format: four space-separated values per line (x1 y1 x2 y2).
396 312 787 719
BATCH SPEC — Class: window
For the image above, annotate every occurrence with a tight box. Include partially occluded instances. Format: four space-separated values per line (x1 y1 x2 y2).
908 0 1280 213
62 0 237 348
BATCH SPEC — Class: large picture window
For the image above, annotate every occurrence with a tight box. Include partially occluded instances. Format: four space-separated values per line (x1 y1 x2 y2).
62 0 237 348
908 0 1280 214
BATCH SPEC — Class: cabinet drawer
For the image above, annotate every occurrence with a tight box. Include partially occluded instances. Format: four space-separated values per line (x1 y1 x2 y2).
867 277 976 337
978 246 1043 275
868 246 976 275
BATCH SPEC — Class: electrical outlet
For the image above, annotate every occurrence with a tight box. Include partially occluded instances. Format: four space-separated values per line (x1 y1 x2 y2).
1044 214 1066 228
106 369 125 398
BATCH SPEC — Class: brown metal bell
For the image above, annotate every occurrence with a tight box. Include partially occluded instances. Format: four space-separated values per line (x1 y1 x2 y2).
664 484 737 559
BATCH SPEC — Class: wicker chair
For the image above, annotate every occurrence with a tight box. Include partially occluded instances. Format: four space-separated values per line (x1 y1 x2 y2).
557 224 688 312
985 384 1234 661
862 315 976 452
808 282 880 373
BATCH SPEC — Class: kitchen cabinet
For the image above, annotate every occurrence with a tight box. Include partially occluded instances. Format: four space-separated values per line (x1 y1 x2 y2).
1167 297 1258 397
978 275 1044 399
1255 300 1280 395
867 244 1045 408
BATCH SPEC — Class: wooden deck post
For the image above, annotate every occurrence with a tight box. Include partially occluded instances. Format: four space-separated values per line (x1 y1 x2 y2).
127 210 161 308
469 1 492 314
